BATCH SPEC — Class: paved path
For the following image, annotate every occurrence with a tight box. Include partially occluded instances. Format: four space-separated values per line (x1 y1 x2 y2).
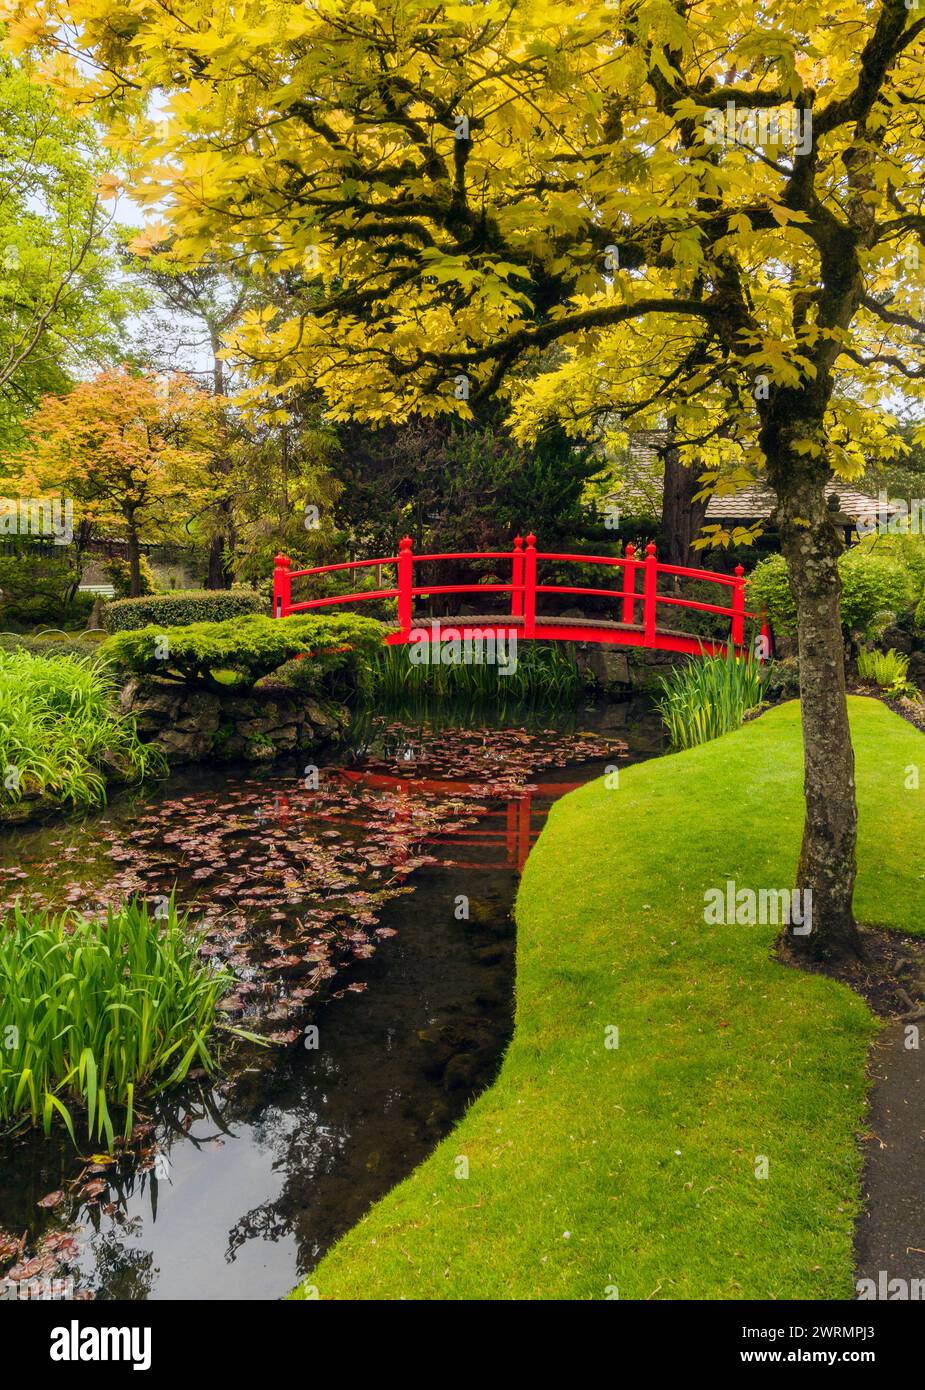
854 1020 925 1297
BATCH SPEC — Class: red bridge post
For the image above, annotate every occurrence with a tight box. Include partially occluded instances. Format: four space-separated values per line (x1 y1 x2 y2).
621 543 636 625
273 553 291 618
732 564 746 650
760 617 772 662
643 543 657 644
397 535 413 638
506 799 518 866
511 535 524 618
523 533 537 637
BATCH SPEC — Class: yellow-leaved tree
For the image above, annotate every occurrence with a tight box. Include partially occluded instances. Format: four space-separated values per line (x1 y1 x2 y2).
9 0 925 958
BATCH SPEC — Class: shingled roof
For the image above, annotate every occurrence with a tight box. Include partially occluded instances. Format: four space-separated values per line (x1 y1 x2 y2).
606 432 882 523
704 482 883 522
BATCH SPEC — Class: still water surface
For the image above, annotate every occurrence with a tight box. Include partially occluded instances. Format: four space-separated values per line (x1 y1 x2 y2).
0 699 661 1300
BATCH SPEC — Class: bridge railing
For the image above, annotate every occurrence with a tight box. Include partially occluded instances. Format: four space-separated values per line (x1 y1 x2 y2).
272 534 767 657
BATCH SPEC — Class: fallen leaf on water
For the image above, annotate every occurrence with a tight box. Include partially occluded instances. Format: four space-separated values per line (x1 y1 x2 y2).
37 1231 80 1259
36 1190 66 1209
264 1029 301 1044
0 1231 24 1264
8 1254 56 1282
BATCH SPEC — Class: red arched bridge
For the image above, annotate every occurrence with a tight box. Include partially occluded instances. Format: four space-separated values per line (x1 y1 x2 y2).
272 535 767 659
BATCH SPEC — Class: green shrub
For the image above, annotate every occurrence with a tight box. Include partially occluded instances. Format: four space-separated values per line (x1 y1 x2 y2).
915 591 925 633
102 587 266 632
656 648 764 749
101 612 385 693
747 550 915 636
0 590 95 629
270 655 346 694
856 647 920 700
0 632 107 661
838 548 914 632
745 554 796 633
0 647 164 812
0 898 233 1146
853 532 925 593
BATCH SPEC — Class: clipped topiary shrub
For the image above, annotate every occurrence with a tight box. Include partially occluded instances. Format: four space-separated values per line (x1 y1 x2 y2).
101 612 385 695
102 588 266 632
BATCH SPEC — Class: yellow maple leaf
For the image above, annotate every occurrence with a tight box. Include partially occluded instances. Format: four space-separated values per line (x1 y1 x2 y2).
96 172 123 200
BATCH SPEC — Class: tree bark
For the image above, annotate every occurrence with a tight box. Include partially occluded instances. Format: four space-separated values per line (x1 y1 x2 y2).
660 442 708 567
125 520 142 598
204 331 234 589
65 517 94 603
206 525 233 589
774 469 861 961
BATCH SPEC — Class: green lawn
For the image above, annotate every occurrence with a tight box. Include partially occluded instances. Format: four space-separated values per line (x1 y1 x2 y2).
294 697 923 1300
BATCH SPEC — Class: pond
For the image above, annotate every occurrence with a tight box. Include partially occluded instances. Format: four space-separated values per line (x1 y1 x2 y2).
0 697 662 1301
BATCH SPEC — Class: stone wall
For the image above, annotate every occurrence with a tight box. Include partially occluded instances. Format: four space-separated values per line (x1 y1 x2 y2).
574 640 691 693
120 676 350 764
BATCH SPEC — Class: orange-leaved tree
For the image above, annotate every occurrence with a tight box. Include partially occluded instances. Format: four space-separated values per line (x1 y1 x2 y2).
11 369 213 595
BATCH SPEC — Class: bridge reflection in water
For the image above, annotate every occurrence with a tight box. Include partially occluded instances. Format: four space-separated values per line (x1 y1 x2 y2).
270 768 585 874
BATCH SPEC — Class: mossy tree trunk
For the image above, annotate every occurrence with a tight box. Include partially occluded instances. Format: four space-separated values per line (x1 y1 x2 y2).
772 465 861 960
